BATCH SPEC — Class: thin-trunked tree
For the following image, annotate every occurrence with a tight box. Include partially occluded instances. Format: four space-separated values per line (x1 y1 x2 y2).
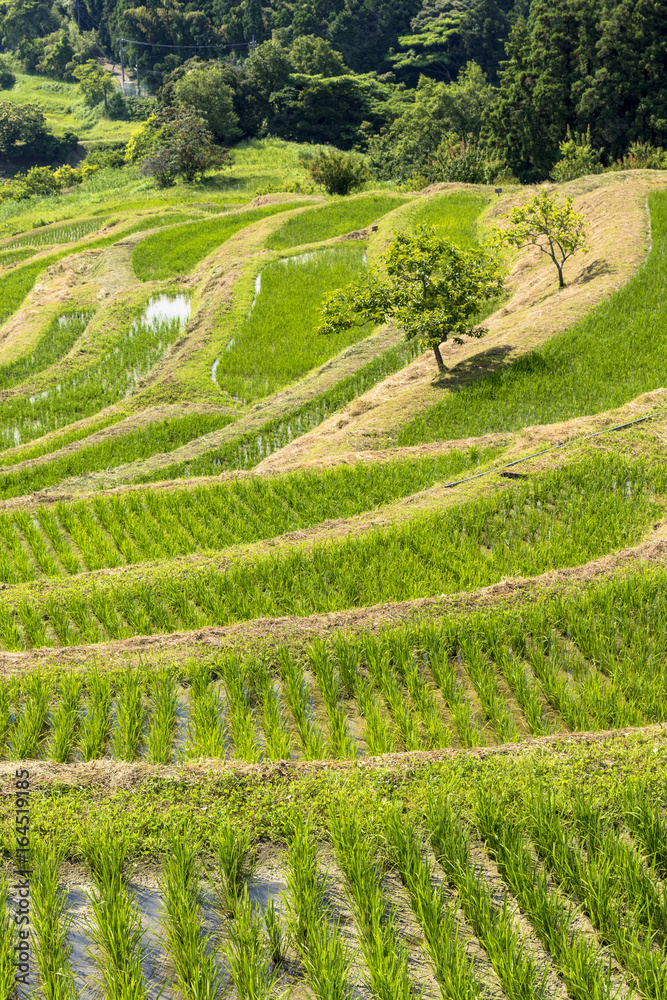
317 224 504 371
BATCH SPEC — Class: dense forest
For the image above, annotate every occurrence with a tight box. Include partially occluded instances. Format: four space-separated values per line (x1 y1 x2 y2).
0 0 666 180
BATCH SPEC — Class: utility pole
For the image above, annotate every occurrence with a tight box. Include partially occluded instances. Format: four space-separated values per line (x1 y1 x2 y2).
76 0 80 32
250 34 256 52
119 38 125 86
135 61 140 95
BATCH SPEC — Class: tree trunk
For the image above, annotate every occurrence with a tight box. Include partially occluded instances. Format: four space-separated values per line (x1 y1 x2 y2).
433 343 446 371
557 262 565 287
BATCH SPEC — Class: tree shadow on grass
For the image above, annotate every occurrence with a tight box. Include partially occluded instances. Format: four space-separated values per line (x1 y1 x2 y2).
571 257 615 284
430 343 517 392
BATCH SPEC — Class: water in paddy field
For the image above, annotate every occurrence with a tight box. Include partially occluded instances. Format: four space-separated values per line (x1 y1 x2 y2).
211 274 261 384
136 294 191 330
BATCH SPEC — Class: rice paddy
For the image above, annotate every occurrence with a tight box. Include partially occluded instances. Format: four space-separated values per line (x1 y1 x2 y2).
0 156 661 1000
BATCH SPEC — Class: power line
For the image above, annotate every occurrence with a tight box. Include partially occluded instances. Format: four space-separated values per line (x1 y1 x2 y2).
115 36 253 51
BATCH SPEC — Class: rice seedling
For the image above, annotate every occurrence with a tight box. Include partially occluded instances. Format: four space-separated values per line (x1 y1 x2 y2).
145 667 178 765
213 819 257 918
217 653 261 763
12 510 60 578
334 634 359 698
111 669 146 762
474 794 618 1000
278 648 328 760
427 797 549 1000
30 839 78 1000
0 877 16 995
183 661 227 759
423 634 483 747
11 673 50 759
329 808 416 1000
355 676 395 755
487 642 551 736
263 899 288 970
16 597 50 648
384 808 483 1000
78 670 112 761
35 508 81 574
252 661 294 761
47 673 82 763
307 640 356 759
211 244 372 403
133 201 306 280
159 830 221 1000
266 193 407 249
0 681 14 755
283 814 327 949
398 190 667 444
82 825 148 1000
223 891 284 1000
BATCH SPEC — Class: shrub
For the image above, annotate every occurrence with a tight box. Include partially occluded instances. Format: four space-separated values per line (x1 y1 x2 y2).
430 134 515 184
299 146 370 195
0 59 15 90
127 108 233 186
551 126 602 181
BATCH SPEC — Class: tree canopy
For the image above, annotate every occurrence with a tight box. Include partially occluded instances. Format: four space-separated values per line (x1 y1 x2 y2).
319 225 504 370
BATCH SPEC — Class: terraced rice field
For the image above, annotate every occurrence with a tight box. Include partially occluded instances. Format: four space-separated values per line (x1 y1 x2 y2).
0 161 665 999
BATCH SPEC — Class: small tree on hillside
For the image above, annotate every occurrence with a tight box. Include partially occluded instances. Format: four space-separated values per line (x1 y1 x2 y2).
318 224 504 371
73 60 114 110
299 147 370 195
495 188 589 288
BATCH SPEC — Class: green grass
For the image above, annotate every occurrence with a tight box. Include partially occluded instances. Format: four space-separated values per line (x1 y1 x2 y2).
132 201 309 281
0 412 124 467
0 452 660 647
0 447 496 574
0 411 236 499
399 190 667 445
266 194 408 249
213 244 374 402
407 192 487 245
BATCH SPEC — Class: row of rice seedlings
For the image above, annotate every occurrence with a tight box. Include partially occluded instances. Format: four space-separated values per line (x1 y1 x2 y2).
423 632 484 747
12 510 60 577
356 675 396 755
145 667 178 765
224 893 284 1000
570 792 667 944
460 639 519 744
31 840 77 1000
384 809 484 1000
111 669 146 762
361 635 422 751
527 644 591 731
47 673 81 763
527 790 667 998
307 641 356 759
218 654 261 763
278 649 327 760
12 673 50 759
55 502 121 573
487 646 551 736
284 815 355 999
330 808 416 1000
159 832 220 1000
388 633 451 749
82 827 148 1000
474 795 619 1000
251 660 294 760
624 783 667 878
0 512 36 583
184 661 227 759
79 671 112 761
428 798 549 1000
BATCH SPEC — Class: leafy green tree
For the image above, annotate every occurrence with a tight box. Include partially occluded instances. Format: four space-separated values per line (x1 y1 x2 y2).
128 108 233 186
44 29 74 77
289 35 348 76
173 65 242 142
0 0 60 68
299 147 370 195
72 60 114 109
551 126 602 181
318 224 504 370
0 101 49 157
494 188 588 288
